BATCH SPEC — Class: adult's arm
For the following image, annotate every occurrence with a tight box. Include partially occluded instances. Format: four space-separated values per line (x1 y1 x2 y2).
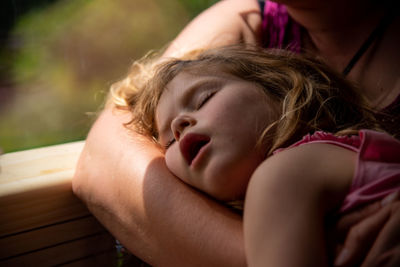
72 108 245 266
72 1 262 265
163 0 262 57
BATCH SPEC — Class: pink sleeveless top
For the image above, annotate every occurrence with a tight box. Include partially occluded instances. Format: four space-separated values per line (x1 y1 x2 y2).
261 1 301 53
276 130 400 213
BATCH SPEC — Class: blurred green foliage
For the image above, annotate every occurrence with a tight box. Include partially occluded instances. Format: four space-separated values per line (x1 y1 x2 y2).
0 0 217 153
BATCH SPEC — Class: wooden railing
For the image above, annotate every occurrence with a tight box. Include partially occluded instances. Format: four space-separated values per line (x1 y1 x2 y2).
0 141 117 266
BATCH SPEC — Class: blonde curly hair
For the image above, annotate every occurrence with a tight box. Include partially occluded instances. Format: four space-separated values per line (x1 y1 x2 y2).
110 45 381 156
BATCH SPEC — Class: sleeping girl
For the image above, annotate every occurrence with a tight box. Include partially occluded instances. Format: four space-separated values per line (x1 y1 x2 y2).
111 45 400 266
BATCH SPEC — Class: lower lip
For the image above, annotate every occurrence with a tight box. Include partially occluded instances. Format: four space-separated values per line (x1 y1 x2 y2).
190 142 210 169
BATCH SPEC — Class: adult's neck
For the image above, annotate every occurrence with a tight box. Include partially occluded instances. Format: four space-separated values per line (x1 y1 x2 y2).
285 0 387 69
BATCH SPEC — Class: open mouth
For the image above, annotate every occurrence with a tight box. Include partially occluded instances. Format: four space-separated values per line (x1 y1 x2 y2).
179 133 210 166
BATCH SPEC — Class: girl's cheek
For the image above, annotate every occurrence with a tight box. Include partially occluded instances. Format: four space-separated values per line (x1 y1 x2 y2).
165 147 184 178
164 149 174 171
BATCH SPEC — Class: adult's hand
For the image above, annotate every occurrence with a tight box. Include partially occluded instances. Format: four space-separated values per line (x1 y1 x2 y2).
334 192 400 267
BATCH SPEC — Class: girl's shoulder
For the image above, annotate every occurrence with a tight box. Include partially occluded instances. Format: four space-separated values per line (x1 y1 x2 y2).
274 130 400 161
266 130 400 212
273 131 361 155
264 137 358 177
253 140 357 212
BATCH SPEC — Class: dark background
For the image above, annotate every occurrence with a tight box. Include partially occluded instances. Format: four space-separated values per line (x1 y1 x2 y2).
0 0 217 153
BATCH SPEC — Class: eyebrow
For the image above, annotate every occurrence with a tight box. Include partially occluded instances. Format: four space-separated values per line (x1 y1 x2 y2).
157 77 224 139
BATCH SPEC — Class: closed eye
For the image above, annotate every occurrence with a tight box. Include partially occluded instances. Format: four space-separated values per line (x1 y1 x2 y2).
197 91 216 109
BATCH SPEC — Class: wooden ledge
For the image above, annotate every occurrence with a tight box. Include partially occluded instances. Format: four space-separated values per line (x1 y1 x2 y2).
0 141 117 266
1 141 85 197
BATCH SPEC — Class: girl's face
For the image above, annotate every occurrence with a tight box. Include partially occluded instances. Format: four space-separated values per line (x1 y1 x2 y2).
156 71 279 201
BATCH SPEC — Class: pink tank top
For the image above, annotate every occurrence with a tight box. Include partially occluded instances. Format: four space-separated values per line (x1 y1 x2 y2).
277 130 400 213
261 1 301 53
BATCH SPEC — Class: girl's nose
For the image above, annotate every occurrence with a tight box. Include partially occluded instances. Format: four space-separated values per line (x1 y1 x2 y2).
171 115 196 141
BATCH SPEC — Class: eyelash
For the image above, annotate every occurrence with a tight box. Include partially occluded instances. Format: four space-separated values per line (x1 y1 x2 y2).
197 91 216 109
164 139 175 149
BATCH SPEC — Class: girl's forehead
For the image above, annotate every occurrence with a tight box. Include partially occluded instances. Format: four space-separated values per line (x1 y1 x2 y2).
156 72 216 121
158 70 243 107
163 70 242 94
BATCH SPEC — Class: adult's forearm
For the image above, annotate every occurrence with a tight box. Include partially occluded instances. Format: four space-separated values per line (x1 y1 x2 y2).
72 108 246 266
71 2 261 264
163 0 262 57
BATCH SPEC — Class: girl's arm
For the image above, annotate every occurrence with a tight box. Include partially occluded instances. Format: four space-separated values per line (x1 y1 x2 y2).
244 143 356 267
72 108 246 266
